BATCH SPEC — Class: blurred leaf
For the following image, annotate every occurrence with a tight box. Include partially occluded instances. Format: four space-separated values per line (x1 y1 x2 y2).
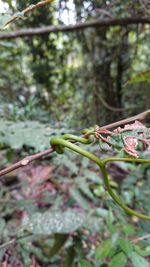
83 169 101 184
69 187 91 210
122 223 135 235
106 210 115 234
21 210 86 235
0 11 25 29
131 252 149 267
96 208 109 218
109 252 127 267
125 69 150 85
0 120 70 152
119 239 133 256
61 154 78 175
80 259 93 267
95 239 113 261
64 244 76 267
76 177 94 200
0 13 12 29
42 234 68 259
0 218 5 236
134 245 150 257
74 236 84 261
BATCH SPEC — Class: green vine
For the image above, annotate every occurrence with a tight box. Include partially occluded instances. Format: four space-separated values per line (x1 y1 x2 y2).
50 131 150 220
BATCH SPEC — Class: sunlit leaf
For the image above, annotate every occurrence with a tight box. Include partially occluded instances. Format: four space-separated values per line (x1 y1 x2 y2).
109 252 127 267
0 120 70 152
131 252 149 267
119 239 133 256
95 239 113 261
0 13 12 29
125 69 150 85
80 259 93 267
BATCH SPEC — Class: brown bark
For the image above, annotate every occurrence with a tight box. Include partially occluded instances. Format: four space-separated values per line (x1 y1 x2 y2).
0 17 150 40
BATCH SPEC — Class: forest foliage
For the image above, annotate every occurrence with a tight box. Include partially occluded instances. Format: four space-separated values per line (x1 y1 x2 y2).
0 0 150 266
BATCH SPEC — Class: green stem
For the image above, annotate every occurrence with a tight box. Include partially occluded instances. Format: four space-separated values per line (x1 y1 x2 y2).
61 134 93 144
102 157 150 164
50 135 150 220
100 164 150 220
50 137 101 166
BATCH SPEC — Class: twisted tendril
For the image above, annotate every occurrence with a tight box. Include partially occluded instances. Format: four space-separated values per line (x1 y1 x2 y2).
50 132 150 220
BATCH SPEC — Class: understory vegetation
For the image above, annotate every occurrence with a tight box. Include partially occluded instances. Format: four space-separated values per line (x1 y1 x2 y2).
0 0 150 266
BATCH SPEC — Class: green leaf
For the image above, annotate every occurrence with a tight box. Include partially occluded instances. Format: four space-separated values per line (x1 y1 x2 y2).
0 13 12 29
80 259 93 267
64 244 76 267
20 210 86 235
109 252 127 267
122 223 135 235
134 245 150 257
76 177 94 200
0 218 5 236
95 239 113 261
106 210 115 234
125 69 150 85
83 169 101 184
131 252 149 267
43 234 68 259
0 11 25 29
0 120 70 152
69 187 90 210
108 134 124 149
119 238 133 256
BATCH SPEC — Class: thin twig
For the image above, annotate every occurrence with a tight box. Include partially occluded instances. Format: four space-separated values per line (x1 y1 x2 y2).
0 238 16 250
96 92 124 112
131 233 150 244
0 147 54 177
3 0 55 28
0 233 32 250
100 109 150 129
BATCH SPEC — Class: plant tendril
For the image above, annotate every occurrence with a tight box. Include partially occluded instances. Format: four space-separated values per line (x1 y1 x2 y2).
50 132 150 220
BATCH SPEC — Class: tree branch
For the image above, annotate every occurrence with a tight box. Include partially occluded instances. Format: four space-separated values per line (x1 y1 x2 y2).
0 17 150 40
0 147 54 177
100 109 150 129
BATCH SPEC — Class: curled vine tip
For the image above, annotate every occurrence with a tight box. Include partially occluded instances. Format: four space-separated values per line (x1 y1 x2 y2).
50 132 150 220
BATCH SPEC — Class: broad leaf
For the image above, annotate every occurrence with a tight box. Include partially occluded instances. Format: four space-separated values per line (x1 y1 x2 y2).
20 210 102 235
119 239 133 256
0 120 70 152
64 244 76 267
21 210 85 235
131 252 149 267
95 239 113 261
109 252 127 267
80 259 93 267
126 69 150 85
42 234 68 259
